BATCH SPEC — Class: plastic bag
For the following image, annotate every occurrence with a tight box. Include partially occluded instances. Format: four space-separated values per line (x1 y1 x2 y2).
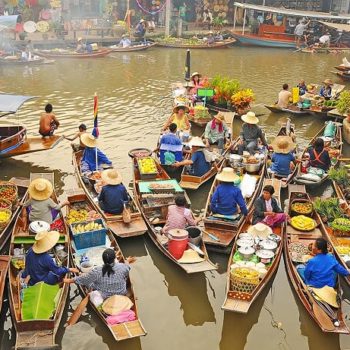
240 174 257 199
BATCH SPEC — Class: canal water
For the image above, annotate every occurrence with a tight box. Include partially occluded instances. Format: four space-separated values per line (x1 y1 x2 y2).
1 46 350 350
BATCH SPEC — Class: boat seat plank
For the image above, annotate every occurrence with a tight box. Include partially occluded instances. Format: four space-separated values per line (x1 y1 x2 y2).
110 320 146 341
108 218 147 238
222 297 250 313
287 226 322 237
17 330 54 349
180 260 217 274
179 181 202 190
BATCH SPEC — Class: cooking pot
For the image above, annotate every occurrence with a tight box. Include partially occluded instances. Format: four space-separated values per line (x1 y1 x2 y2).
268 234 281 244
186 226 202 246
256 249 274 264
236 238 254 248
238 246 255 260
243 161 261 173
229 154 242 167
259 239 278 253
239 232 253 240
29 220 50 235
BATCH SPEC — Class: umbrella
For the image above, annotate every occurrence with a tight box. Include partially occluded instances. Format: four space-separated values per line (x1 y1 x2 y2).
185 49 191 81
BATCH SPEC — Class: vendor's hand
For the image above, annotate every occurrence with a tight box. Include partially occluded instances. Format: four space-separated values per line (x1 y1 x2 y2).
238 139 243 145
126 256 136 264
69 267 80 274
63 277 73 284
172 162 181 168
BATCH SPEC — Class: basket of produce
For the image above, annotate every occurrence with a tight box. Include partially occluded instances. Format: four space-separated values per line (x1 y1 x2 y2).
335 245 350 255
0 198 12 211
230 267 259 294
0 208 12 231
67 208 100 224
148 182 175 194
290 215 316 232
137 157 158 180
289 242 310 263
0 181 18 205
71 218 107 250
11 257 25 271
291 200 313 217
193 105 211 120
330 218 350 237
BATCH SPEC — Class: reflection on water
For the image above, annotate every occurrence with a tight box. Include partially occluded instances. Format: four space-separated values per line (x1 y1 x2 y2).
0 47 350 350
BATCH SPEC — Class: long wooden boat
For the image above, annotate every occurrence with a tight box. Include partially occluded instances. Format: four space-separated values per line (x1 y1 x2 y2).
0 255 10 314
335 65 350 72
36 48 111 59
8 172 71 349
264 104 311 116
72 149 147 238
132 155 217 273
283 185 349 334
109 41 156 52
155 38 236 49
0 56 54 65
333 71 350 81
66 191 147 341
222 178 283 313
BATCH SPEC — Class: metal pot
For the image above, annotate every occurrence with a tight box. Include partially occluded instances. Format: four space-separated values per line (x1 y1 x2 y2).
259 239 278 253
267 234 281 244
229 154 242 167
256 249 274 264
238 246 255 260
243 161 261 173
236 238 254 248
239 232 253 240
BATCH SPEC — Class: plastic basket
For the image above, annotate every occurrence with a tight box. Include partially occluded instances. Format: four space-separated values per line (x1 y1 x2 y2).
230 267 259 294
71 218 107 250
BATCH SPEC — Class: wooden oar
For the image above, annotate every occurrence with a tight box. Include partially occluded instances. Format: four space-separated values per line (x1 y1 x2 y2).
66 294 89 327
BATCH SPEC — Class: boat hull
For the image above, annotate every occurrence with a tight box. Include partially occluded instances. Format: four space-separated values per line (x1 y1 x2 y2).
232 33 297 49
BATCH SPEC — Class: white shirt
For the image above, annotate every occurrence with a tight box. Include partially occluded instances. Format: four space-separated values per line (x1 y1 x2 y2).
319 35 330 44
265 199 273 212
294 23 308 36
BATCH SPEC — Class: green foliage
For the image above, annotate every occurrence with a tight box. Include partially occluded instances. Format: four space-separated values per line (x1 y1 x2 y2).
209 75 241 103
328 167 350 187
337 90 350 114
313 197 343 221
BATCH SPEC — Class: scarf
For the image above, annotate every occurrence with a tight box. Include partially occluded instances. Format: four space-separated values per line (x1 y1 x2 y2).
211 119 223 133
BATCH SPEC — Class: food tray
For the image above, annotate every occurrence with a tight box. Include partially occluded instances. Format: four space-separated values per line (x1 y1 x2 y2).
289 242 310 263
148 183 176 194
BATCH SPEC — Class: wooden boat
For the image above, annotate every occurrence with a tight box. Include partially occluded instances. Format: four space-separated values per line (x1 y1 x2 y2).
301 47 350 54
222 179 283 313
0 255 10 314
0 56 54 65
36 48 111 59
109 41 156 52
8 173 71 349
283 185 349 334
333 71 350 81
187 113 212 128
264 104 311 116
335 65 350 72
132 155 217 273
155 38 236 49
72 149 147 238
66 191 147 341
0 177 29 251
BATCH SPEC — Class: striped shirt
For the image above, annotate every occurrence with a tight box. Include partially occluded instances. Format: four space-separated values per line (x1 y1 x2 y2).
163 205 196 234
74 263 130 299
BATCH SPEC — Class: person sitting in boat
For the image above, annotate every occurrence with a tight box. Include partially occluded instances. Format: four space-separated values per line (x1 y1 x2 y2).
252 185 287 226
204 113 230 154
119 34 131 48
319 79 333 100
319 32 331 47
162 194 199 235
210 168 248 217
297 80 307 96
215 31 224 41
307 137 331 172
163 105 190 132
307 83 317 94
80 134 112 174
277 84 292 109
184 81 195 100
297 238 349 288
22 230 78 286
206 31 215 45
238 112 268 155
22 178 69 227
98 169 129 215
190 72 203 94
173 137 213 177
134 19 147 42
269 136 296 178
76 37 85 53
64 248 134 301
39 103 60 137
159 123 184 165
64 123 87 151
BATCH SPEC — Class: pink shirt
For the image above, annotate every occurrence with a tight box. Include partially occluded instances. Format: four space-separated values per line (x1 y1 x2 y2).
163 205 196 235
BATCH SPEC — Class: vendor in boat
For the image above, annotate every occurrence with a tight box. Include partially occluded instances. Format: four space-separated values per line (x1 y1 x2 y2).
80 134 112 173
162 194 199 235
277 84 292 108
210 168 248 217
215 31 224 41
307 83 317 95
204 113 230 154
207 31 215 45
135 19 147 41
319 32 331 47
252 185 287 226
190 72 203 93
119 34 131 48
297 80 307 96
319 79 333 100
64 123 87 151
269 136 296 178
76 37 85 53
238 112 268 155
98 169 129 215
64 248 134 300
173 137 212 177
307 137 331 172
22 178 69 227
22 230 78 286
163 104 190 132
39 103 60 137
159 123 184 165
297 238 349 288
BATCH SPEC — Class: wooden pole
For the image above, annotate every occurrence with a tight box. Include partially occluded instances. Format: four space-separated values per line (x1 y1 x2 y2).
165 0 171 37
233 6 237 31
242 8 246 35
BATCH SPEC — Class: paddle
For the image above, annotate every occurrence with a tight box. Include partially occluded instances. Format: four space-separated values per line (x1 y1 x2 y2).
66 294 89 327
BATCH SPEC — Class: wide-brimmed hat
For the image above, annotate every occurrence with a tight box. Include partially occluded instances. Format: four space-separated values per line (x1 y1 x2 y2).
241 111 259 125
323 79 333 85
216 167 239 182
32 230 60 254
81 134 97 148
247 223 273 238
178 249 204 264
77 37 83 42
214 112 225 122
102 295 133 315
173 104 189 113
271 136 296 154
122 34 127 38
310 286 339 308
28 178 53 201
140 19 145 23
184 81 195 88
101 168 122 185
191 72 201 79
189 136 206 148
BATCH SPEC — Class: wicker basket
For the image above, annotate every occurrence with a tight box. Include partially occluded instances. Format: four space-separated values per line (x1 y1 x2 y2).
0 198 12 211
0 181 18 205
230 267 259 294
0 208 12 231
290 199 313 217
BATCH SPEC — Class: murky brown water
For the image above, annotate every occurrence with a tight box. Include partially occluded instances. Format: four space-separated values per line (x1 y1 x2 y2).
1 47 350 350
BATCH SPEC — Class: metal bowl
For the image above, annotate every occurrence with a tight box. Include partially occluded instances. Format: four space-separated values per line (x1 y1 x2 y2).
243 161 261 173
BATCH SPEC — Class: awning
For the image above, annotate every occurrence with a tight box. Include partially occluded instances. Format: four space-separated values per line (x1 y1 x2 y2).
0 94 36 114
0 15 19 32
234 2 350 21
319 21 350 32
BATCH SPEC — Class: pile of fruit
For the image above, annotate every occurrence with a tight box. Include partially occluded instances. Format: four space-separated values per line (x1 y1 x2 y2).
11 258 25 270
291 201 313 215
138 157 158 175
335 245 350 255
0 199 12 210
50 218 65 233
193 105 211 119
0 183 17 203
290 215 316 231
73 221 104 234
331 218 350 234
0 209 11 224
67 209 89 224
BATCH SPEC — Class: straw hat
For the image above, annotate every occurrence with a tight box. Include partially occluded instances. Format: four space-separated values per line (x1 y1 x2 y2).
184 81 195 88
77 37 83 42
191 72 201 79
247 223 273 238
214 113 225 122
139 19 145 23
101 169 122 185
189 136 206 148
241 111 259 125
178 249 204 264
310 286 339 308
216 167 239 183
271 136 296 154
173 104 189 113
28 178 53 201
32 230 60 254
323 79 333 85
102 295 133 315
81 134 97 148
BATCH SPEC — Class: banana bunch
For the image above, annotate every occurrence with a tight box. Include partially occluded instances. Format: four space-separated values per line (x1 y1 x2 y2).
67 209 89 224
138 157 157 174
336 245 350 255
0 210 10 223
291 215 316 231
73 221 103 234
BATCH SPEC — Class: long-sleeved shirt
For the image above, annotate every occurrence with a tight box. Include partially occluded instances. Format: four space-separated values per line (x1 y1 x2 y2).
159 132 183 164
308 147 331 171
252 195 283 224
24 198 61 224
205 120 229 143
304 253 349 288
163 205 196 234
22 248 69 286
319 86 332 99
240 123 267 145
270 152 295 176
98 184 129 215
211 183 248 216
81 147 112 173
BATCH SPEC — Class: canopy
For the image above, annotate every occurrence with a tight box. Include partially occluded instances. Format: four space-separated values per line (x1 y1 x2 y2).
0 94 36 114
319 21 350 32
234 2 350 21
0 15 19 32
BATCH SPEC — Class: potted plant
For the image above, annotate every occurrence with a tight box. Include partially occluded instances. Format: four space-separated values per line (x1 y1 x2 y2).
231 89 255 115
337 90 350 122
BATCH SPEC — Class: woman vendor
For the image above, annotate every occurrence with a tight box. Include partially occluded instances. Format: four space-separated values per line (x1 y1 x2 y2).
252 185 287 226
22 230 78 286
190 72 203 94
319 79 333 100
163 104 191 132
204 113 230 154
210 168 248 217
307 137 331 171
80 134 112 173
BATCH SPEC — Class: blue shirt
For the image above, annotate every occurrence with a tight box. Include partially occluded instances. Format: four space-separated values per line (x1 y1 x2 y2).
210 183 248 216
191 150 211 177
159 133 183 164
319 86 332 99
81 147 112 172
98 184 128 214
304 253 349 288
271 152 295 176
22 248 69 286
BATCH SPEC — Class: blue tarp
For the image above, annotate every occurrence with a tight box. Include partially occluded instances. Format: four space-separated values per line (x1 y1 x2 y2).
0 94 36 114
0 15 18 32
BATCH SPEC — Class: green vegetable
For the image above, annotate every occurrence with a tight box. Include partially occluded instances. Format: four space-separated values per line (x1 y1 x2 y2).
328 167 350 187
314 197 344 221
330 217 350 232
337 90 350 115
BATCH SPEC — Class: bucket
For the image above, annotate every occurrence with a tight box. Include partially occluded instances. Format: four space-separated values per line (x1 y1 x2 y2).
186 226 202 246
168 229 188 259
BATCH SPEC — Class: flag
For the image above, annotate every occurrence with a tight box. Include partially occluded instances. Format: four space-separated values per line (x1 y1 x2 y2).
92 93 99 138
185 49 191 81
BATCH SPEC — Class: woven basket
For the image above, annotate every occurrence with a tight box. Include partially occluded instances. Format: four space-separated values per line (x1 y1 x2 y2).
0 181 18 205
0 198 12 211
230 267 259 294
0 208 12 231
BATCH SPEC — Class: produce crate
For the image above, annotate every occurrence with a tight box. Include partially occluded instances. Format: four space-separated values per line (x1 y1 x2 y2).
71 218 107 250
137 157 158 180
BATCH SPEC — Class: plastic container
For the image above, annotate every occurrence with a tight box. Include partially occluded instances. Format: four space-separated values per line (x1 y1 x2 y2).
168 229 188 259
186 226 202 246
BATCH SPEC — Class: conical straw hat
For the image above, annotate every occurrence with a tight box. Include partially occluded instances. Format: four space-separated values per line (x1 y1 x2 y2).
32 230 60 254
28 178 53 201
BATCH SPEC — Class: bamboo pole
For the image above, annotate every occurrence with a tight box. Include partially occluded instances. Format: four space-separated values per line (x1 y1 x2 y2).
165 0 171 37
